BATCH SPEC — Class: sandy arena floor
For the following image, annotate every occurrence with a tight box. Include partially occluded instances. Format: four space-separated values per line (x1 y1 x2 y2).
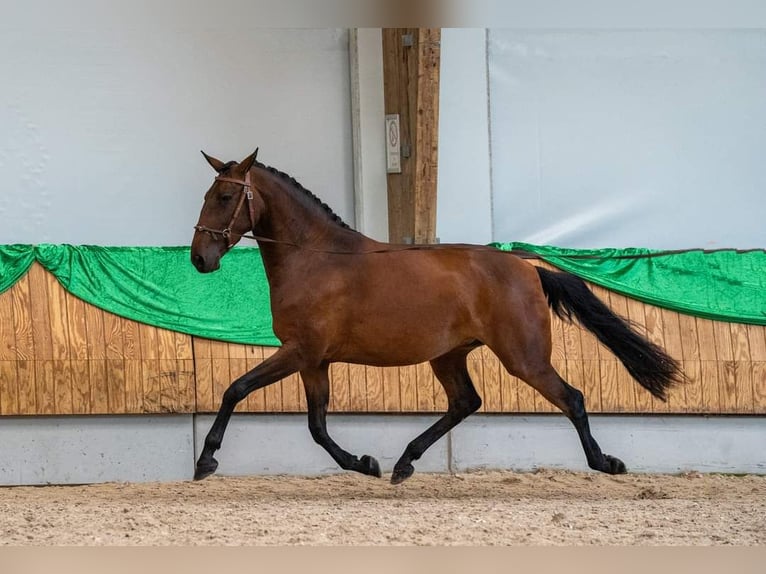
1 469 764 545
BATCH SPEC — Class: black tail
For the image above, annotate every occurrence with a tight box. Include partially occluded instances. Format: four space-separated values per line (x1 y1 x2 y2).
535 267 683 400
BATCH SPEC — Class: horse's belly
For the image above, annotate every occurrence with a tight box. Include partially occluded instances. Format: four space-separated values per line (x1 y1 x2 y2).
333 309 477 366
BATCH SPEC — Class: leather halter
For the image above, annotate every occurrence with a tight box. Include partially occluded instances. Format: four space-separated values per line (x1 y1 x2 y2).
194 171 258 248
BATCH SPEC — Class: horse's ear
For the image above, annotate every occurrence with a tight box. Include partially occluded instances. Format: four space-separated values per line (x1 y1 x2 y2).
201 150 226 173
240 148 259 173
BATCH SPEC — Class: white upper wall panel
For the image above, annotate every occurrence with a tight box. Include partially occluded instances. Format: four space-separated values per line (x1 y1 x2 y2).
0 3 352 245
488 29 766 249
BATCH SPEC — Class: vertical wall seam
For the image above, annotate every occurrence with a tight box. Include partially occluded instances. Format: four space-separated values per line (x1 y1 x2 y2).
484 28 496 242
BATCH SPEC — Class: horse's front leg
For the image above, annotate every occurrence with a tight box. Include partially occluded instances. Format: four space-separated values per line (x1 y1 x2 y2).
194 344 304 480
301 366 382 478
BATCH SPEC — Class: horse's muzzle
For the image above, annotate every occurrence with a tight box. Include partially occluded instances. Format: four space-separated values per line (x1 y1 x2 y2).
191 252 220 273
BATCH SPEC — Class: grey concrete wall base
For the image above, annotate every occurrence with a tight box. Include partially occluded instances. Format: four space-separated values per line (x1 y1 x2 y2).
0 415 194 485
452 415 766 474
0 414 764 485
193 414 449 477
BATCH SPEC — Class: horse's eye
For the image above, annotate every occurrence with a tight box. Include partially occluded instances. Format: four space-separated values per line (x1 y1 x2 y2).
219 194 233 203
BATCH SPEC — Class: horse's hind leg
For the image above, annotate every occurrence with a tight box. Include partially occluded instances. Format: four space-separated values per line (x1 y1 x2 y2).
497 354 626 474
301 366 381 478
391 348 482 485
527 367 625 474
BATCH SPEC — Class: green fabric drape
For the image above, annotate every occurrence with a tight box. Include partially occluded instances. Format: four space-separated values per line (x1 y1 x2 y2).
0 245 36 294
0 244 279 346
492 242 766 326
0 243 763 346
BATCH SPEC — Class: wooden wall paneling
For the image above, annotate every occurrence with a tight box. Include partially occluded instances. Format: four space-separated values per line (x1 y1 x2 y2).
329 362 349 412
281 372 303 412
122 318 143 413
27 264 52 360
0 287 18 414
746 324 766 361
105 359 126 414
192 337 213 412
102 304 126 414
695 318 721 413
12 273 35 414
730 322 751 362
730 322 754 413
0 285 16 360
84 304 107 414
746 325 766 412
139 323 161 412
156 327 178 413
712 320 738 412
398 365 417 412
348 363 368 412
752 362 766 412
10 273 37 414
64 291 90 414
415 361 435 412
46 272 74 415
657 308 686 412
175 331 196 412
364 365 386 412
35 360 55 415
382 366 401 412
0 361 17 415
27 265 53 414
11 272 35 360
733 361 754 414
678 313 704 411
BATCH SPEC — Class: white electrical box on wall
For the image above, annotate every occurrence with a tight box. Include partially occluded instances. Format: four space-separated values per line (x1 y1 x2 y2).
385 114 402 173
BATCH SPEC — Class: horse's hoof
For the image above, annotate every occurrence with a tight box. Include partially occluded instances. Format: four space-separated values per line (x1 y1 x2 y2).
390 462 414 485
603 454 627 475
194 457 219 481
359 455 382 478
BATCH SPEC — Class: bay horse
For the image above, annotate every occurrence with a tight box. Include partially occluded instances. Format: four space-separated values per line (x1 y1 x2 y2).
190 149 682 484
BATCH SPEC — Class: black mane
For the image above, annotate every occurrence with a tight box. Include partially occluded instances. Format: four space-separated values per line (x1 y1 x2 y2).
254 161 354 231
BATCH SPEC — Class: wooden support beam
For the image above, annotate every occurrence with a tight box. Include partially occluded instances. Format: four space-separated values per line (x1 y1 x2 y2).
382 28 441 244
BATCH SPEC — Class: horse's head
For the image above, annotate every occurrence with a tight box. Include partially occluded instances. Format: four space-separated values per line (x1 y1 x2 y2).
191 149 264 273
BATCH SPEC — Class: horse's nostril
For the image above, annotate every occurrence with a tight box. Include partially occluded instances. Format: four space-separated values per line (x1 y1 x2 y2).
192 253 205 270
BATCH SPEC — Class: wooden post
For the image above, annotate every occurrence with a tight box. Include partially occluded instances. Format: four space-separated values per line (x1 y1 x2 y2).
382 28 441 244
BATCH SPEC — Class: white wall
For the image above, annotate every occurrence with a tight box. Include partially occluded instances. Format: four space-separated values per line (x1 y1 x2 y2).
436 29 493 245
435 28 766 250
349 29 389 242
488 29 766 249
0 3 354 246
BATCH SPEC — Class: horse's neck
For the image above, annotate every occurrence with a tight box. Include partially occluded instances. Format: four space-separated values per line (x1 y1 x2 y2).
259 186 359 247
255 181 369 286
